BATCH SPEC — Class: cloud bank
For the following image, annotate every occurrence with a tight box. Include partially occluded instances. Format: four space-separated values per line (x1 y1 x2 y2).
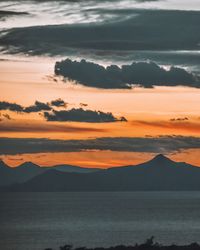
1 136 200 155
55 59 199 89
1 9 199 54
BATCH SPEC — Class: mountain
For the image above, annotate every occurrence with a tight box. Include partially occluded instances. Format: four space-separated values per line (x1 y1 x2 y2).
0 161 101 187
0 161 47 186
0 160 16 186
5 154 200 192
51 164 101 173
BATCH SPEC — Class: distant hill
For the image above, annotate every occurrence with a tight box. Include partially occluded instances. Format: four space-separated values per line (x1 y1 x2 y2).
51 164 101 173
0 161 101 187
3 154 200 192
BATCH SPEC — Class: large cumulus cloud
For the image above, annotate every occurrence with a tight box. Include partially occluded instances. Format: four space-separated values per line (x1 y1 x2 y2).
55 59 199 89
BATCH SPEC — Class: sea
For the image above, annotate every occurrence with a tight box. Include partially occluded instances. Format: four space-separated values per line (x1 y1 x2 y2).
1 192 200 250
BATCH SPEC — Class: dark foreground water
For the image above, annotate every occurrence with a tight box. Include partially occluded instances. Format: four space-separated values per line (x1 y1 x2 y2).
1 192 200 250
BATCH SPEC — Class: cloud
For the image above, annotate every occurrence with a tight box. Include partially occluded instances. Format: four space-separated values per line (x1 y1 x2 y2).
50 98 67 107
1 9 199 54
170 117 189 122
0 101 24 112
0 122 105 134
0 100 52 113
80 103 88 107
3 114 12 120
0 113 12 121
133 120 200 133
55 59 199 89
44 108 127 123
24 101 52 113
0 10 29 21
0 100 126 123
1 135 200 155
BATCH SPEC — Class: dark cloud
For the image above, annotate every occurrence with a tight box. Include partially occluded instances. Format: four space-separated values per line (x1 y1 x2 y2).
1 135 200 155
170 117 189 122
0 10 29 21
44 108 127 123
80 103 88 107
55 59 199 89
24 101 52 113
50 99 67 107
0 101 23 112
0 100 125 123
1 9 199 54
0 101 52 113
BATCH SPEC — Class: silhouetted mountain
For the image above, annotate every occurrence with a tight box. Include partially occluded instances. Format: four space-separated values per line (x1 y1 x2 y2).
5 155 200 192
0 161 101 187
0 160 47 186
0 160 20 186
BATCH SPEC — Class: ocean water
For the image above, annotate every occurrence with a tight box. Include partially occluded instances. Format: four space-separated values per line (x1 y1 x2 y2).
1 192 200 250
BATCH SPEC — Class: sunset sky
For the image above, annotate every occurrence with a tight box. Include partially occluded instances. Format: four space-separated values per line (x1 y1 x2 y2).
0 0 200 168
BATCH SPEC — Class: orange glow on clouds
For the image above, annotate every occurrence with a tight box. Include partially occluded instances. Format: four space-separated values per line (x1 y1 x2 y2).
2 149 200 169
1 58 200 167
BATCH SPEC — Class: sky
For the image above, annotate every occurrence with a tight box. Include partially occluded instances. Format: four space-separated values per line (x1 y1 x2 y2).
0 0 200 168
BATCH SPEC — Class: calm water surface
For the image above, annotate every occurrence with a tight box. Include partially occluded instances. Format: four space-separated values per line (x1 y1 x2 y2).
1 192 200 250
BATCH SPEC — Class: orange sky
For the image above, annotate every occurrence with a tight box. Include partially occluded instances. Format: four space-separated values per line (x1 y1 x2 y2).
1 57 200 167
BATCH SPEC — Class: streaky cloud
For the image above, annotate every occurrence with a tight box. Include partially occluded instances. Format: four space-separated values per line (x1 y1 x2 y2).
1 136 200 155
1 9 200 54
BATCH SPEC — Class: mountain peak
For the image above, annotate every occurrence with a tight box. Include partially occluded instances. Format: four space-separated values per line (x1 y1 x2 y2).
18 162 40 168
150 154 174 164
154 154 168 160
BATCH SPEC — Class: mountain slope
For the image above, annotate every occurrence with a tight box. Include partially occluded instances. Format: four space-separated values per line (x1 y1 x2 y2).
51 164 101 173
6 155 200 192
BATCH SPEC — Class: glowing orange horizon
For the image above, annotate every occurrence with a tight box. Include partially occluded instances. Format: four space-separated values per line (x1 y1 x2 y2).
1 58 200 168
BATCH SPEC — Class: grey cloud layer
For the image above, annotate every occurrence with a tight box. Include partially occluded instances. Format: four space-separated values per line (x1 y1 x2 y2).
1 9 200 53
55 59 199 89
1 8 199 79
1 136 200 155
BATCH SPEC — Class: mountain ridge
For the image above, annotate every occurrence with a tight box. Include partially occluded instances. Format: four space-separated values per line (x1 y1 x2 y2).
2 154 200 192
